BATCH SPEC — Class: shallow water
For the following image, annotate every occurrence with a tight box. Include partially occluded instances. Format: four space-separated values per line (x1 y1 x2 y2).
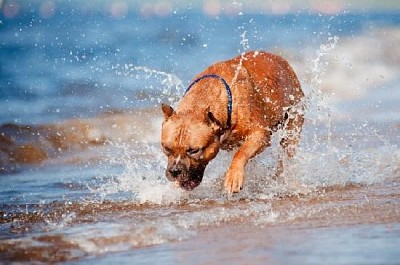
1 4 400 264
98 223 400 265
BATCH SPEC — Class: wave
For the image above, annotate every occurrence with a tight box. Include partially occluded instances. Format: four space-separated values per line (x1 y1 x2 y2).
0 108 162 174
294 27 400 106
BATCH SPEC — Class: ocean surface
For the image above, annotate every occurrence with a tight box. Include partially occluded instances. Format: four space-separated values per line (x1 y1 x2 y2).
1 7 400 264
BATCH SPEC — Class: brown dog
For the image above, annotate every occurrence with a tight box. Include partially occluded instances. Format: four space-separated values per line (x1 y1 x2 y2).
161 51 304 194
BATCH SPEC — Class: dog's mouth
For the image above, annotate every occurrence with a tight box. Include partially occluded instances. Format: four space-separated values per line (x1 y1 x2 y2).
168 165 206 191
176 179 202 191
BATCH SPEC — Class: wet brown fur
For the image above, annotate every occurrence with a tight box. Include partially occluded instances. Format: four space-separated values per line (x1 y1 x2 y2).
161 51 304 194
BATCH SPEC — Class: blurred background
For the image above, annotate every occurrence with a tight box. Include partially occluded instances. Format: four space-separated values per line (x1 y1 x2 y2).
2 0 400 17
1 0 399 124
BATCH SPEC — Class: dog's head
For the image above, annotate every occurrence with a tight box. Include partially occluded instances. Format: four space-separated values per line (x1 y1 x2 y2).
160 103 222 190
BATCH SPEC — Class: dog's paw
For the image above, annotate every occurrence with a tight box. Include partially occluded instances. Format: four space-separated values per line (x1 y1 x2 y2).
224 167 244 194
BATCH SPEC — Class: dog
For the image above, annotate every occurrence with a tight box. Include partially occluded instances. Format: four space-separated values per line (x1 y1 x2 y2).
161 51 304 194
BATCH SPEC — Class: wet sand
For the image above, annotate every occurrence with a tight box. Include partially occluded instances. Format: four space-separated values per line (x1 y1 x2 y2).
1 179 399 264
169 223 400 265
84 181 400 265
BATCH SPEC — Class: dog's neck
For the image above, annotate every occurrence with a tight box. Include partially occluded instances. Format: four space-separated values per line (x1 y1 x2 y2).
182 74 232 130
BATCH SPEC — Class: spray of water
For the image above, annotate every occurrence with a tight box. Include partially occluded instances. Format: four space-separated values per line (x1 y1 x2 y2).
112 64 185 106
231 31 249 85
284 35 399 188
91 35 399 205
282 36 341 187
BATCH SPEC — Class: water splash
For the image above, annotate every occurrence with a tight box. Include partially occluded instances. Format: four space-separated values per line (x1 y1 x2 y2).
44 211 77 231
282 35 400 188
232 31 249 86
112 64 185 106
89 35 399 206
306 36 339 116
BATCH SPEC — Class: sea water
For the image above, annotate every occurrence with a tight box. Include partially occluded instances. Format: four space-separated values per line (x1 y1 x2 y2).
0 7 399 264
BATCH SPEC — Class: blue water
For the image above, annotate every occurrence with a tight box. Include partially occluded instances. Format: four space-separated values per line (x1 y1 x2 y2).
1 6 400 264
75 223 400 265
1 11 400 124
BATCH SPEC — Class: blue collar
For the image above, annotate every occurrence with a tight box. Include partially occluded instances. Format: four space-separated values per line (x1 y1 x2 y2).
184 74 232 129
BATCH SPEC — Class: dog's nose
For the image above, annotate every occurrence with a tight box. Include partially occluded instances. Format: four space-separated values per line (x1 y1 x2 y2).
168 167 182 177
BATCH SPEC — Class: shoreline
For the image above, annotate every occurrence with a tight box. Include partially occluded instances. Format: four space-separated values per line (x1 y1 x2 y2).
77 180 400 265
1 180 400 263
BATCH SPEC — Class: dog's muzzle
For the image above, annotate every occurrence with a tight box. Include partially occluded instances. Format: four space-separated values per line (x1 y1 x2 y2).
166 163 206 191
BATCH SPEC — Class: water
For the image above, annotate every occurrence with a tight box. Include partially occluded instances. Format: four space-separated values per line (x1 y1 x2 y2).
68 223 399 265
1 5 400 264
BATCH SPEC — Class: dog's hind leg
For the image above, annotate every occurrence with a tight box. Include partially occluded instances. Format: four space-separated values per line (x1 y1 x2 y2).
275 105 304 180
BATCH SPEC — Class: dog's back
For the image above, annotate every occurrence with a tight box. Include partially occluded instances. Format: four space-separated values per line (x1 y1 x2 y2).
191 51 304 135
240 51 303 107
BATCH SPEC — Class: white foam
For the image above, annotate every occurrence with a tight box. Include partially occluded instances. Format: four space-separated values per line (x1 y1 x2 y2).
44 211 77 230
298 29 400 112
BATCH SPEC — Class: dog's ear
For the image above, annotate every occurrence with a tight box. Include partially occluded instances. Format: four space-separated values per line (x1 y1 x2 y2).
161 103 175 120
207 110 223 130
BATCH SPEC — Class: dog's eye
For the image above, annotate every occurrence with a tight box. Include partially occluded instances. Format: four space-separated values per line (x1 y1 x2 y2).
162 146 173 156
186 148 202 157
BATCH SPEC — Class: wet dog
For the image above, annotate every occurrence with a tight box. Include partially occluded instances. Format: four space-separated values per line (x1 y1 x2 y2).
161 51 304 194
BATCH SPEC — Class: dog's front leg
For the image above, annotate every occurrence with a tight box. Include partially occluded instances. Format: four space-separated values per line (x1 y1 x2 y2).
224 130 270 194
